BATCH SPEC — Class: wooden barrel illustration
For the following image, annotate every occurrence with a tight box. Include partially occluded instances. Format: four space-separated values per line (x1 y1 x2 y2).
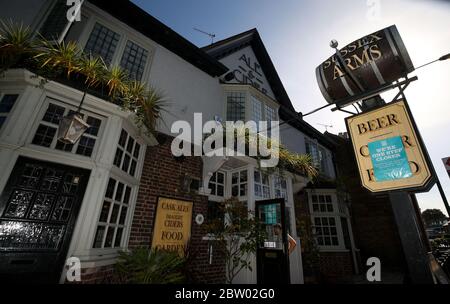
316 25 415 105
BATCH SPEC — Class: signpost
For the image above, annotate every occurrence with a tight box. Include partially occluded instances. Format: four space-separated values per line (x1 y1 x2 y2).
151 197 193 256
315 25 449 283
345 99 434 192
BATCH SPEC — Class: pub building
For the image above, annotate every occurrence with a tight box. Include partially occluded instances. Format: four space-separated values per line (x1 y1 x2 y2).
0 0 407 284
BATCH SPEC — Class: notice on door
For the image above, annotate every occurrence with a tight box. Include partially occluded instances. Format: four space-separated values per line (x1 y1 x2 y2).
368 136 413 181
151 197 193 256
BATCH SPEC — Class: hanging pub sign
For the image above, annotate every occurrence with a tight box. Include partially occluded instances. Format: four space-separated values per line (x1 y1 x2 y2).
316 25 415 105
345 99 434 192
151 197 193 256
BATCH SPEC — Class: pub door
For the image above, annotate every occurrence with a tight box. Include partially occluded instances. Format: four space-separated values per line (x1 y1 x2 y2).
0 157 90 283
256 198 290 284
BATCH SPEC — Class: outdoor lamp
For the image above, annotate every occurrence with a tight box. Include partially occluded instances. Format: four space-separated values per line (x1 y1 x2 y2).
57 91 90 144
57 112 90 144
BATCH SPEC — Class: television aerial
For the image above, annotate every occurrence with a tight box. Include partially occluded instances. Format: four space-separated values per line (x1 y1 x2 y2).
317 123 333 132
193 27 216 44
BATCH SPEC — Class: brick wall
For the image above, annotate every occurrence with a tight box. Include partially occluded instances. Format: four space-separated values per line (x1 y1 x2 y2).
318 251 353 282
128 133 225 283
70 133 226 284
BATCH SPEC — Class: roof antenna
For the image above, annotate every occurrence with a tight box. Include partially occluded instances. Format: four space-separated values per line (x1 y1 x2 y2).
317 123 333 132
193 27 216 45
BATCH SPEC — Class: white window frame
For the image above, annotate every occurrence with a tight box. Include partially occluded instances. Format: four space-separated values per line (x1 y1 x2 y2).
308 189 346 251
76 5 156 84
28 96 106 159
208 171 226 201
229 167 249 201
0 92 20 133
254 170 271 200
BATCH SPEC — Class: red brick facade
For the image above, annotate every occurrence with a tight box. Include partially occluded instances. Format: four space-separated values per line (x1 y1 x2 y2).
128 133 225 283
73 134 226 284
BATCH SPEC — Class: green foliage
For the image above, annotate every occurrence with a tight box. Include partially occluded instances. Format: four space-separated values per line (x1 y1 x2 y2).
206 197 266 284
422 209 448 227
0 20 35 71
296 214 320 278
115 247 186 284
0 19 166 136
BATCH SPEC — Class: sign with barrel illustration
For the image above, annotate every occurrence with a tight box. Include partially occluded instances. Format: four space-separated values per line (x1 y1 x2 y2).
316 25 415 105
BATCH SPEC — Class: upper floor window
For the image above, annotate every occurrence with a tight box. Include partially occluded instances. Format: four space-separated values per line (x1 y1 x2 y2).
32 101 103 157
120 40 148 81
313 217 339 247
84 22 120 65
0 94 19 129
39 0 70 41
251 96 263 126
305 138 330 175
113 129 141 177
226 92 246 122
208 171 225 197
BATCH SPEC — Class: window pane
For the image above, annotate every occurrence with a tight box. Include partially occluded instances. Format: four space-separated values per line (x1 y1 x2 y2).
133 143 141 159
226 92 245 122
110 204 120 223
85 116 101 136
119 207 128 225
129 160 137 176
126 137 135 153
84 23 120 65
120 40 148 81
76 136 95 157
113 148 123 167
240 170 247 182
32 124 56 147
99 201 111 223
122 154 130 172
38 0 68 40
43 104 65 124
114 227 123 247
232 185 238 197
217 172 224 184
217 185 224 197
55 140 74 152
123 187 131 205
104 226 115 248
0 94 18 113
209 183 216 195
105 178 116 199
93 226 105 248
118 130 128 147
115 182 124 202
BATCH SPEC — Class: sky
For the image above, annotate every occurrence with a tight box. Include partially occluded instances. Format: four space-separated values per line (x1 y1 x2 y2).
131 0 450 215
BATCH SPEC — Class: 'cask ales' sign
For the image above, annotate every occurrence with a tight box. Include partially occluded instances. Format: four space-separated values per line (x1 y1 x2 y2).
151 197 193 256
346 100 433 192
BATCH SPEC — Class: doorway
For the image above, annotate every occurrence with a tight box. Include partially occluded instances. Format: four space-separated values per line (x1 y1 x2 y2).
256 198 290 284
0 157 90 283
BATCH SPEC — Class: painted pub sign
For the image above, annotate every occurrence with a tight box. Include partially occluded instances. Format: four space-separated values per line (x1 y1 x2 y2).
151 197 193 256
346 100 433 192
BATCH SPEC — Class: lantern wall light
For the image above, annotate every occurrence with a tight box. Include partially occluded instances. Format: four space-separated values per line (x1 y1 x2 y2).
57 91 90 144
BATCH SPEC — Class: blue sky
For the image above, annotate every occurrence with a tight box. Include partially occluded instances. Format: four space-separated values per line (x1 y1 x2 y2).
132 0 450 215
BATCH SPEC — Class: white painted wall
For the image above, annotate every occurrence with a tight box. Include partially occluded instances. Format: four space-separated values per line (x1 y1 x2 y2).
219 46 275 99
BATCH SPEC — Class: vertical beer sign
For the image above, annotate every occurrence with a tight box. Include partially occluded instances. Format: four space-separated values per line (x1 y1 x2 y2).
345 100 433 192
151 197 193 256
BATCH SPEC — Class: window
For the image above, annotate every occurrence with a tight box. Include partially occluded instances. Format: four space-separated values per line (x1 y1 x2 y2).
38 0 69 41
208 171 225 197
251 96 263 127
264 105 277 124
305 138 321 170
274 176 287 202
311 194 333 213
120 40 148 81
254 171 270 199
84 23 120 65
0 94 19 129
313 217 339 246
231 170 247 197
93 178 131 248
32 101 102 157
113 129 141 177
226 92 246 122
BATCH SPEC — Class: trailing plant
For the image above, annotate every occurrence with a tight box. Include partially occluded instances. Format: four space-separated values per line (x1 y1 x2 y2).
0 20 35 71
115 247 186 284
206 197 266 284
0 19 167 136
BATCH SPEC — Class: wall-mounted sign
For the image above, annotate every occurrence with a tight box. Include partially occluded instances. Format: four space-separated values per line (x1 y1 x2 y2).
443 157 450 179
316 25 415 105
346 99 433 192
151 197 193 256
